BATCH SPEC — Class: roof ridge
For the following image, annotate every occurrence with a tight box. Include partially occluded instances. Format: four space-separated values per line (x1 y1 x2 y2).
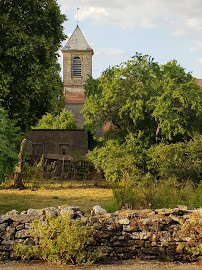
62 25 93 51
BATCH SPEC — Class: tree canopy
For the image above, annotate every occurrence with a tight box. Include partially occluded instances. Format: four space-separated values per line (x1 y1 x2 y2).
33 109 77 130
0 0 66 131
0 105 21 182
83 54 202 185
83 54 202 145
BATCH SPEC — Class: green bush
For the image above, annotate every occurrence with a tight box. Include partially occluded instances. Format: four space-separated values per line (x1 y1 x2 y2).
192 181 202 208
14 215 103 265
88 134 148 185
151 178 194 209
33 109 77 130
148 135 202 183
106 178 195 211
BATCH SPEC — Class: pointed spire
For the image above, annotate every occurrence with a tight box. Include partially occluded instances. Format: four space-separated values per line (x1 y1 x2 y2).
62 25 93 52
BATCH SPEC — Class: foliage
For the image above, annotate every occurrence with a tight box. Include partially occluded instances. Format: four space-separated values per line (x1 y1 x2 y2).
107 178 195 211
0 106 21 182
22 156 56 188
88 133 148 184
33 109 77 130
89 134 202 186
83 54 202 144
0 0 66 131
14 215 104 265
148 134 202 183
84 54 202 209
177 211 202 260
192 181 202 208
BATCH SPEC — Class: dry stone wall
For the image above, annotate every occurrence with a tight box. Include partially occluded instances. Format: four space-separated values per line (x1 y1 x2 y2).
0 206 201 262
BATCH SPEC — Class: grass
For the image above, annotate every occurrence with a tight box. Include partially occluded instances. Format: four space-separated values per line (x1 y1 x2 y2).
0 180 113 215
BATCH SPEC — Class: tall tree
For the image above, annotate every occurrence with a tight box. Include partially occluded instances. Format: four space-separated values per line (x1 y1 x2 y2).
83 54 202 145
83 54 202 186
0 0 66 131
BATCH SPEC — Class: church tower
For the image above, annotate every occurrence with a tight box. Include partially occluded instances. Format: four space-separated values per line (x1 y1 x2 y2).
61 25 94 127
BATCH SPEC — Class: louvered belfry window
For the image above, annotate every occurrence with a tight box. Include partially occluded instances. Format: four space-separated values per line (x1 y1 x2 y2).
72 57 81 77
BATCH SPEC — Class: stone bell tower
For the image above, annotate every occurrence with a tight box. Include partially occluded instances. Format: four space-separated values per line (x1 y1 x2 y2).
61 25 94 127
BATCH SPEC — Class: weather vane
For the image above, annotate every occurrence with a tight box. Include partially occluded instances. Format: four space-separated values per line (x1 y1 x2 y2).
77 8 80 25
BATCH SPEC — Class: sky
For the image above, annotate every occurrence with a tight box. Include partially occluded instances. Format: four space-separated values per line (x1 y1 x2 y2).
57 0 202 79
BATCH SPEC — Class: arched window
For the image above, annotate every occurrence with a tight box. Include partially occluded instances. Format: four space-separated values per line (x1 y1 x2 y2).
72 57 81 77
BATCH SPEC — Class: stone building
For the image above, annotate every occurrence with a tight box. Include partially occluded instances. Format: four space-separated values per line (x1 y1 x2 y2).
25 130 88 161
61 25 94 127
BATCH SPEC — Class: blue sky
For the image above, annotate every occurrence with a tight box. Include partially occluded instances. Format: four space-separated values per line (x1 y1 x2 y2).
57 0 202 79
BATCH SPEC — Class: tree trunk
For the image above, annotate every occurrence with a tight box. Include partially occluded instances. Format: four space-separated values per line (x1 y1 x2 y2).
14 139 26 188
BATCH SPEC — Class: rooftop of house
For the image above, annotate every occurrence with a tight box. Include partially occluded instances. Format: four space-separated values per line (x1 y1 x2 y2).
195 79 202 87
62 25 93 53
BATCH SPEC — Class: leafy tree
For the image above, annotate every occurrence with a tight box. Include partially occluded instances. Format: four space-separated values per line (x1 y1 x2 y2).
84 54 202 189
33 109 77 129
83 54 202 145
0 105 21 182
0 0 66 131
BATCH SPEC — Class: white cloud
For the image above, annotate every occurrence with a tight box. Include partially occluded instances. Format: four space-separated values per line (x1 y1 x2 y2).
57 0 202 37
79 7 109 21
198 58 202 64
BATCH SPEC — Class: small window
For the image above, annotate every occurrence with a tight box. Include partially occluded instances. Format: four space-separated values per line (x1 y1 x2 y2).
59 144 69 155
72 57 81 77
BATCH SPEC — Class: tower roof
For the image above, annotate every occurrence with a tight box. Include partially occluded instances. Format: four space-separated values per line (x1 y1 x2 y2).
62 25 93 52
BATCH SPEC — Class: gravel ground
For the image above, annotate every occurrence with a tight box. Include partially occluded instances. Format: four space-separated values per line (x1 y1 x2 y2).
0 261 201 270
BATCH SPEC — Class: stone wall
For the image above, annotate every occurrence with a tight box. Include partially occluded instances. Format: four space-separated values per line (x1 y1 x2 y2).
0 206 201 262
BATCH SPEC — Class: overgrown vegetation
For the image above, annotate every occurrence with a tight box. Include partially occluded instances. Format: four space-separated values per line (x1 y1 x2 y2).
84 54 202 210
33 109 77 130
177 211 202 261
106 179 197 212
148 135 202 183
22 156 57 189
14 215 103 265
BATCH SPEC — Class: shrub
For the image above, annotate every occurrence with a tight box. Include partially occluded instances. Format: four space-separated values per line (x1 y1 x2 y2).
192 181 202 208
33 109 77 130
177 211 202 261
14 215 104 265
22 156 56 188
88 134 148 185
107 178 195 211
148 135 202 183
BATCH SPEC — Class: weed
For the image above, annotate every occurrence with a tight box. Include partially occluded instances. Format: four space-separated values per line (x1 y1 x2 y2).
177 211 202 261
14 215 104 265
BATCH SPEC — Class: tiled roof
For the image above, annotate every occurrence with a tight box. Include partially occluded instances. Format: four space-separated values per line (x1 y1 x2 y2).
65 93 85 104
195 79 202 87
62 25 93 52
